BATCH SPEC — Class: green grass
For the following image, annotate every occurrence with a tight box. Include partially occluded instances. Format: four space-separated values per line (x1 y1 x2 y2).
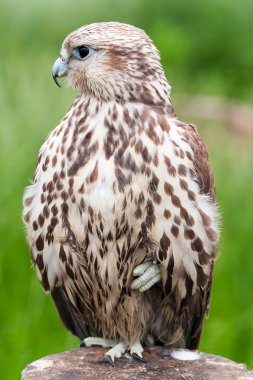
0 0 253 378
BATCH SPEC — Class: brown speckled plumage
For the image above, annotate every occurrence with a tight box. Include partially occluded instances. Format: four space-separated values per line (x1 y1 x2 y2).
23 22 219 351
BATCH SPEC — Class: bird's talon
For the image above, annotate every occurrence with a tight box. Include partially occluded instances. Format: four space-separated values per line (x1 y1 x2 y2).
105 355 115 367
132 352 148 363
104 342 126 363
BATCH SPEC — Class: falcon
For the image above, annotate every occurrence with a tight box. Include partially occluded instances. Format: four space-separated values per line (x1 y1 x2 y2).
23 22 219 365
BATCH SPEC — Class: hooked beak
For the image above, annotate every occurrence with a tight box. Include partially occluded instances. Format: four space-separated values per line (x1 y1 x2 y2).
52 57 69 88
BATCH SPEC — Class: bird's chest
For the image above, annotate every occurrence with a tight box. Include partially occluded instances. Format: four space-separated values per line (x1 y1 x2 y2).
66 152 154 258
52 104 160 245
24 100 215 295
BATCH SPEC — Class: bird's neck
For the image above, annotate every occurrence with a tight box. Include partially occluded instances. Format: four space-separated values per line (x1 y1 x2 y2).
77 76 174 116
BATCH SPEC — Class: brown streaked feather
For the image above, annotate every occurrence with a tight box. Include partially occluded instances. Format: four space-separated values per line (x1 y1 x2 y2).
184 256 215 349
51 287 91 340
179 122 216 201
172 121 217 349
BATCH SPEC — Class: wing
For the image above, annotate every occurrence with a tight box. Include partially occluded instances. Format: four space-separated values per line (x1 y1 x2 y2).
51 284 100 341
181 122 217 349
157 120 218 350
182 123 216 202
51 287 90 340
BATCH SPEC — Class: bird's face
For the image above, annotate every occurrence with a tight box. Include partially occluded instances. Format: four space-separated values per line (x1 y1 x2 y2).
52 22 170 104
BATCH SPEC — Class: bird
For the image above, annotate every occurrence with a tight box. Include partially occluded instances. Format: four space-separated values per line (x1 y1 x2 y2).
23 22 219 365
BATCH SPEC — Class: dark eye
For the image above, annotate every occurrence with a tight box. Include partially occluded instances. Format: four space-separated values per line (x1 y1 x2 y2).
78 46 90 58
72 45 92 60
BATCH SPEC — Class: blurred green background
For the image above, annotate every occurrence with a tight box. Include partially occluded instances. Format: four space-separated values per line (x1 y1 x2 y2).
0 0 253 378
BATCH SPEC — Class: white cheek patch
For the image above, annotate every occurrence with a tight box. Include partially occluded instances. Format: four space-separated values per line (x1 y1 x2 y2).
171 349 201 361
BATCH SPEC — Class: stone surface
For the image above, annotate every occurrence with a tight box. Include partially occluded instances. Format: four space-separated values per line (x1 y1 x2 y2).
22 346 253 380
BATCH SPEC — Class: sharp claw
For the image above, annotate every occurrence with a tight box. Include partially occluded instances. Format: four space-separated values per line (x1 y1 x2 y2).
132 352 148 363
105 355 115 367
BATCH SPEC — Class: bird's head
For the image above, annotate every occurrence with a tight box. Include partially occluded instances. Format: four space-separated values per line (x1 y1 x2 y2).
52 22 171 105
